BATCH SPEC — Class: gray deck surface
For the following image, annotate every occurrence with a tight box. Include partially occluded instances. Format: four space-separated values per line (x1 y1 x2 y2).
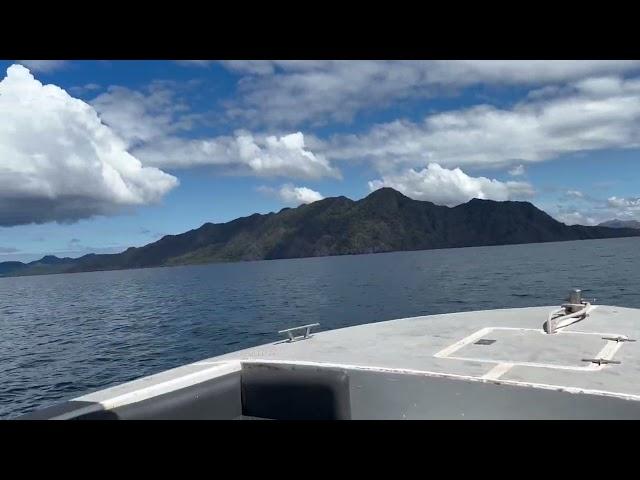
198 305 640 400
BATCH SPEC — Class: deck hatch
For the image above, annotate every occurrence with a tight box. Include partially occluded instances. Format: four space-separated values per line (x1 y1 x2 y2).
475 339 496 345
435 327 627 370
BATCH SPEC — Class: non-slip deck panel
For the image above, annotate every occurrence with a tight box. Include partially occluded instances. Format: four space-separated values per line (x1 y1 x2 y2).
241 363 351 420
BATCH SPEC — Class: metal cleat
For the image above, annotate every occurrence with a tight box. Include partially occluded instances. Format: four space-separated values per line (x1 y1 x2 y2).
278 323 320 342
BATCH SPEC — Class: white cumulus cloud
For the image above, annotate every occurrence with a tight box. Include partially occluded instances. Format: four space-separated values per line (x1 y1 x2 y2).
135 131 340 180
0 64 178 226
258 184 324 206
220 60 640 127
555 211 597 226
607 196 640 209
566 190 584 198
91 84 197 148
368 163 534 207
509 164 525 176
548 194 640 226
69 83 102 96
324 75 640 172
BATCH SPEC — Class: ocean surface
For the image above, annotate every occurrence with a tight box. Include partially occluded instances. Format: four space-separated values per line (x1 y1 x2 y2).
2 236 640 419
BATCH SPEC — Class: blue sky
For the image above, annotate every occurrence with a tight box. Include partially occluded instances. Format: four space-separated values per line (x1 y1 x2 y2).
1 60 640 262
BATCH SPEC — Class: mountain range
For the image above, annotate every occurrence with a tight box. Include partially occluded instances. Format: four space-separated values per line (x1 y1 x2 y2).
598 219 640 229
2 188 639 278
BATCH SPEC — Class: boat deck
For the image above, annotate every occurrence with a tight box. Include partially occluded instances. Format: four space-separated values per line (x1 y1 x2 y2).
21 304 640 419
205 304 640 401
